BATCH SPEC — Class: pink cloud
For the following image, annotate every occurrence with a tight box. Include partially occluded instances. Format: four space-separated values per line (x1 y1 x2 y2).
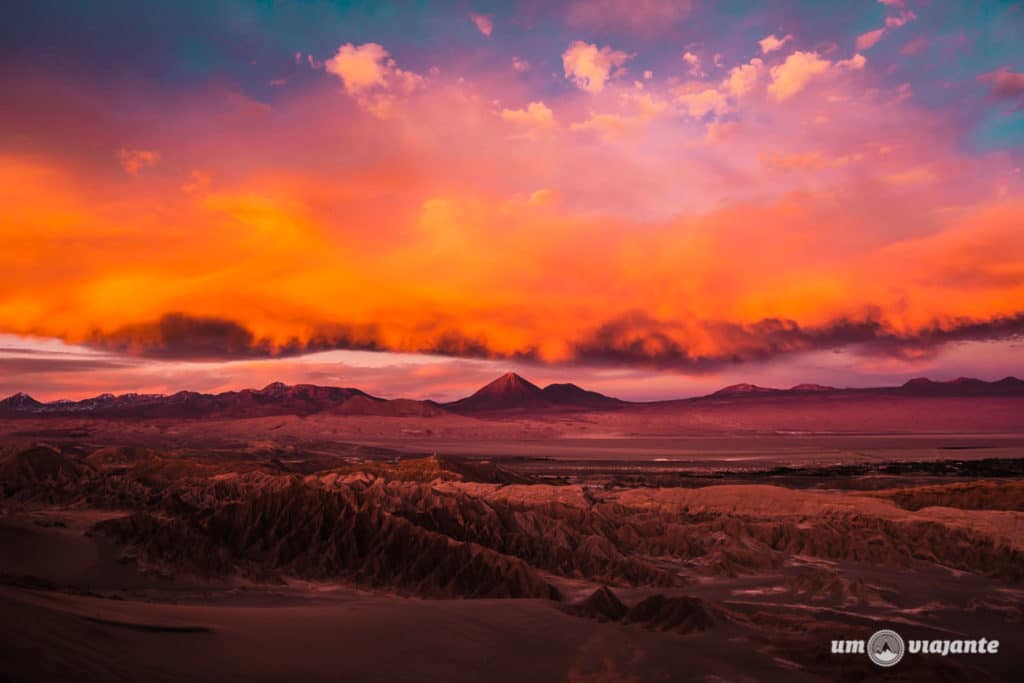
901 37 928 55
469 13 493 37
500 101 556 129
562 41 631 94
117 148 160 174
324 43 423 117
676 87 729 118
978 68 1024 100
837 54 866 71
768 51 832 100
759 33 793 54
856 27 886 51
886 10 917 28
682 51 703 77
724 58 764 97
325 43 390 93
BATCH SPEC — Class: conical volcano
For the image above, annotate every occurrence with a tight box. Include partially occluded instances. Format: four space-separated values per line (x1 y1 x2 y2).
444 373 545 411
444 373 624 413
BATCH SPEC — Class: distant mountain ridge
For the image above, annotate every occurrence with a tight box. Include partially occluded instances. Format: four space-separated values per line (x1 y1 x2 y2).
710 383 780 397
0 382 438 419
1 374 1021 418
697 376 1024 401
897 376 1024 396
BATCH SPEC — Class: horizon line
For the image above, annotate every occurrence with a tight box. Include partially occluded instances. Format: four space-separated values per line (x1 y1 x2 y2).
4 372 1022 407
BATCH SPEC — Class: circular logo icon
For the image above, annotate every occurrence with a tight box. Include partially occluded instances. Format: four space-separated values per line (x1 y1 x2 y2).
867 629 905 667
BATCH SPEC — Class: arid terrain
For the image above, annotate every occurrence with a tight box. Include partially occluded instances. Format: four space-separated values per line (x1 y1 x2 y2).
7 0 1024 678
1 374 1023 681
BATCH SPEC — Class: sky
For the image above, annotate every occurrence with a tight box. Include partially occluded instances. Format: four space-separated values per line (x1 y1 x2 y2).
1 0 1023 402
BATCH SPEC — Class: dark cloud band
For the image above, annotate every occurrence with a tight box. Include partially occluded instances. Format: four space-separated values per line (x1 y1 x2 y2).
83 311 1024 370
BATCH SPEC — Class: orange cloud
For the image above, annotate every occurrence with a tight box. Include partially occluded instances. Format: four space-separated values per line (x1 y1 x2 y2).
0 56 1021 373
4 141 1021 368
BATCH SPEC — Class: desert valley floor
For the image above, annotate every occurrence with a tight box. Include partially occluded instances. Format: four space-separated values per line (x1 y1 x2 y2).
1 377 1022 681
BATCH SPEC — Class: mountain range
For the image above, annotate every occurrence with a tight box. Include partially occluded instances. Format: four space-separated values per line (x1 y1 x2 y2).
1 373 1022 419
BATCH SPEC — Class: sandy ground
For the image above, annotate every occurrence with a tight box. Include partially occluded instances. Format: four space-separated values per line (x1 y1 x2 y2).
2 483 1022 682
0 515 772 682
1 401 1022 682
1 585 794 683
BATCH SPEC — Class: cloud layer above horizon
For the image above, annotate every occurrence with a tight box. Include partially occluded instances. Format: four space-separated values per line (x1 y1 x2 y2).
1 0 1022 396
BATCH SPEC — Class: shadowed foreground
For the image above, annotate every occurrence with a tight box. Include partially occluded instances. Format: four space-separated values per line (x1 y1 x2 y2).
1 425 1022 681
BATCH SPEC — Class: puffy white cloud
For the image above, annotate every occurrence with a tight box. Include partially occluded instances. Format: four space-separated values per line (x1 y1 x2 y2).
723 58 764 97
562 41 631 94
630 92 668 118
683 51 703 77
676 88 729 118
325 43 389 93
501 101 556 129
837 54 866 71
767 51 832 100
324 43 423 117
766 51 866 100
570 92 667 138
759 33 792 54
